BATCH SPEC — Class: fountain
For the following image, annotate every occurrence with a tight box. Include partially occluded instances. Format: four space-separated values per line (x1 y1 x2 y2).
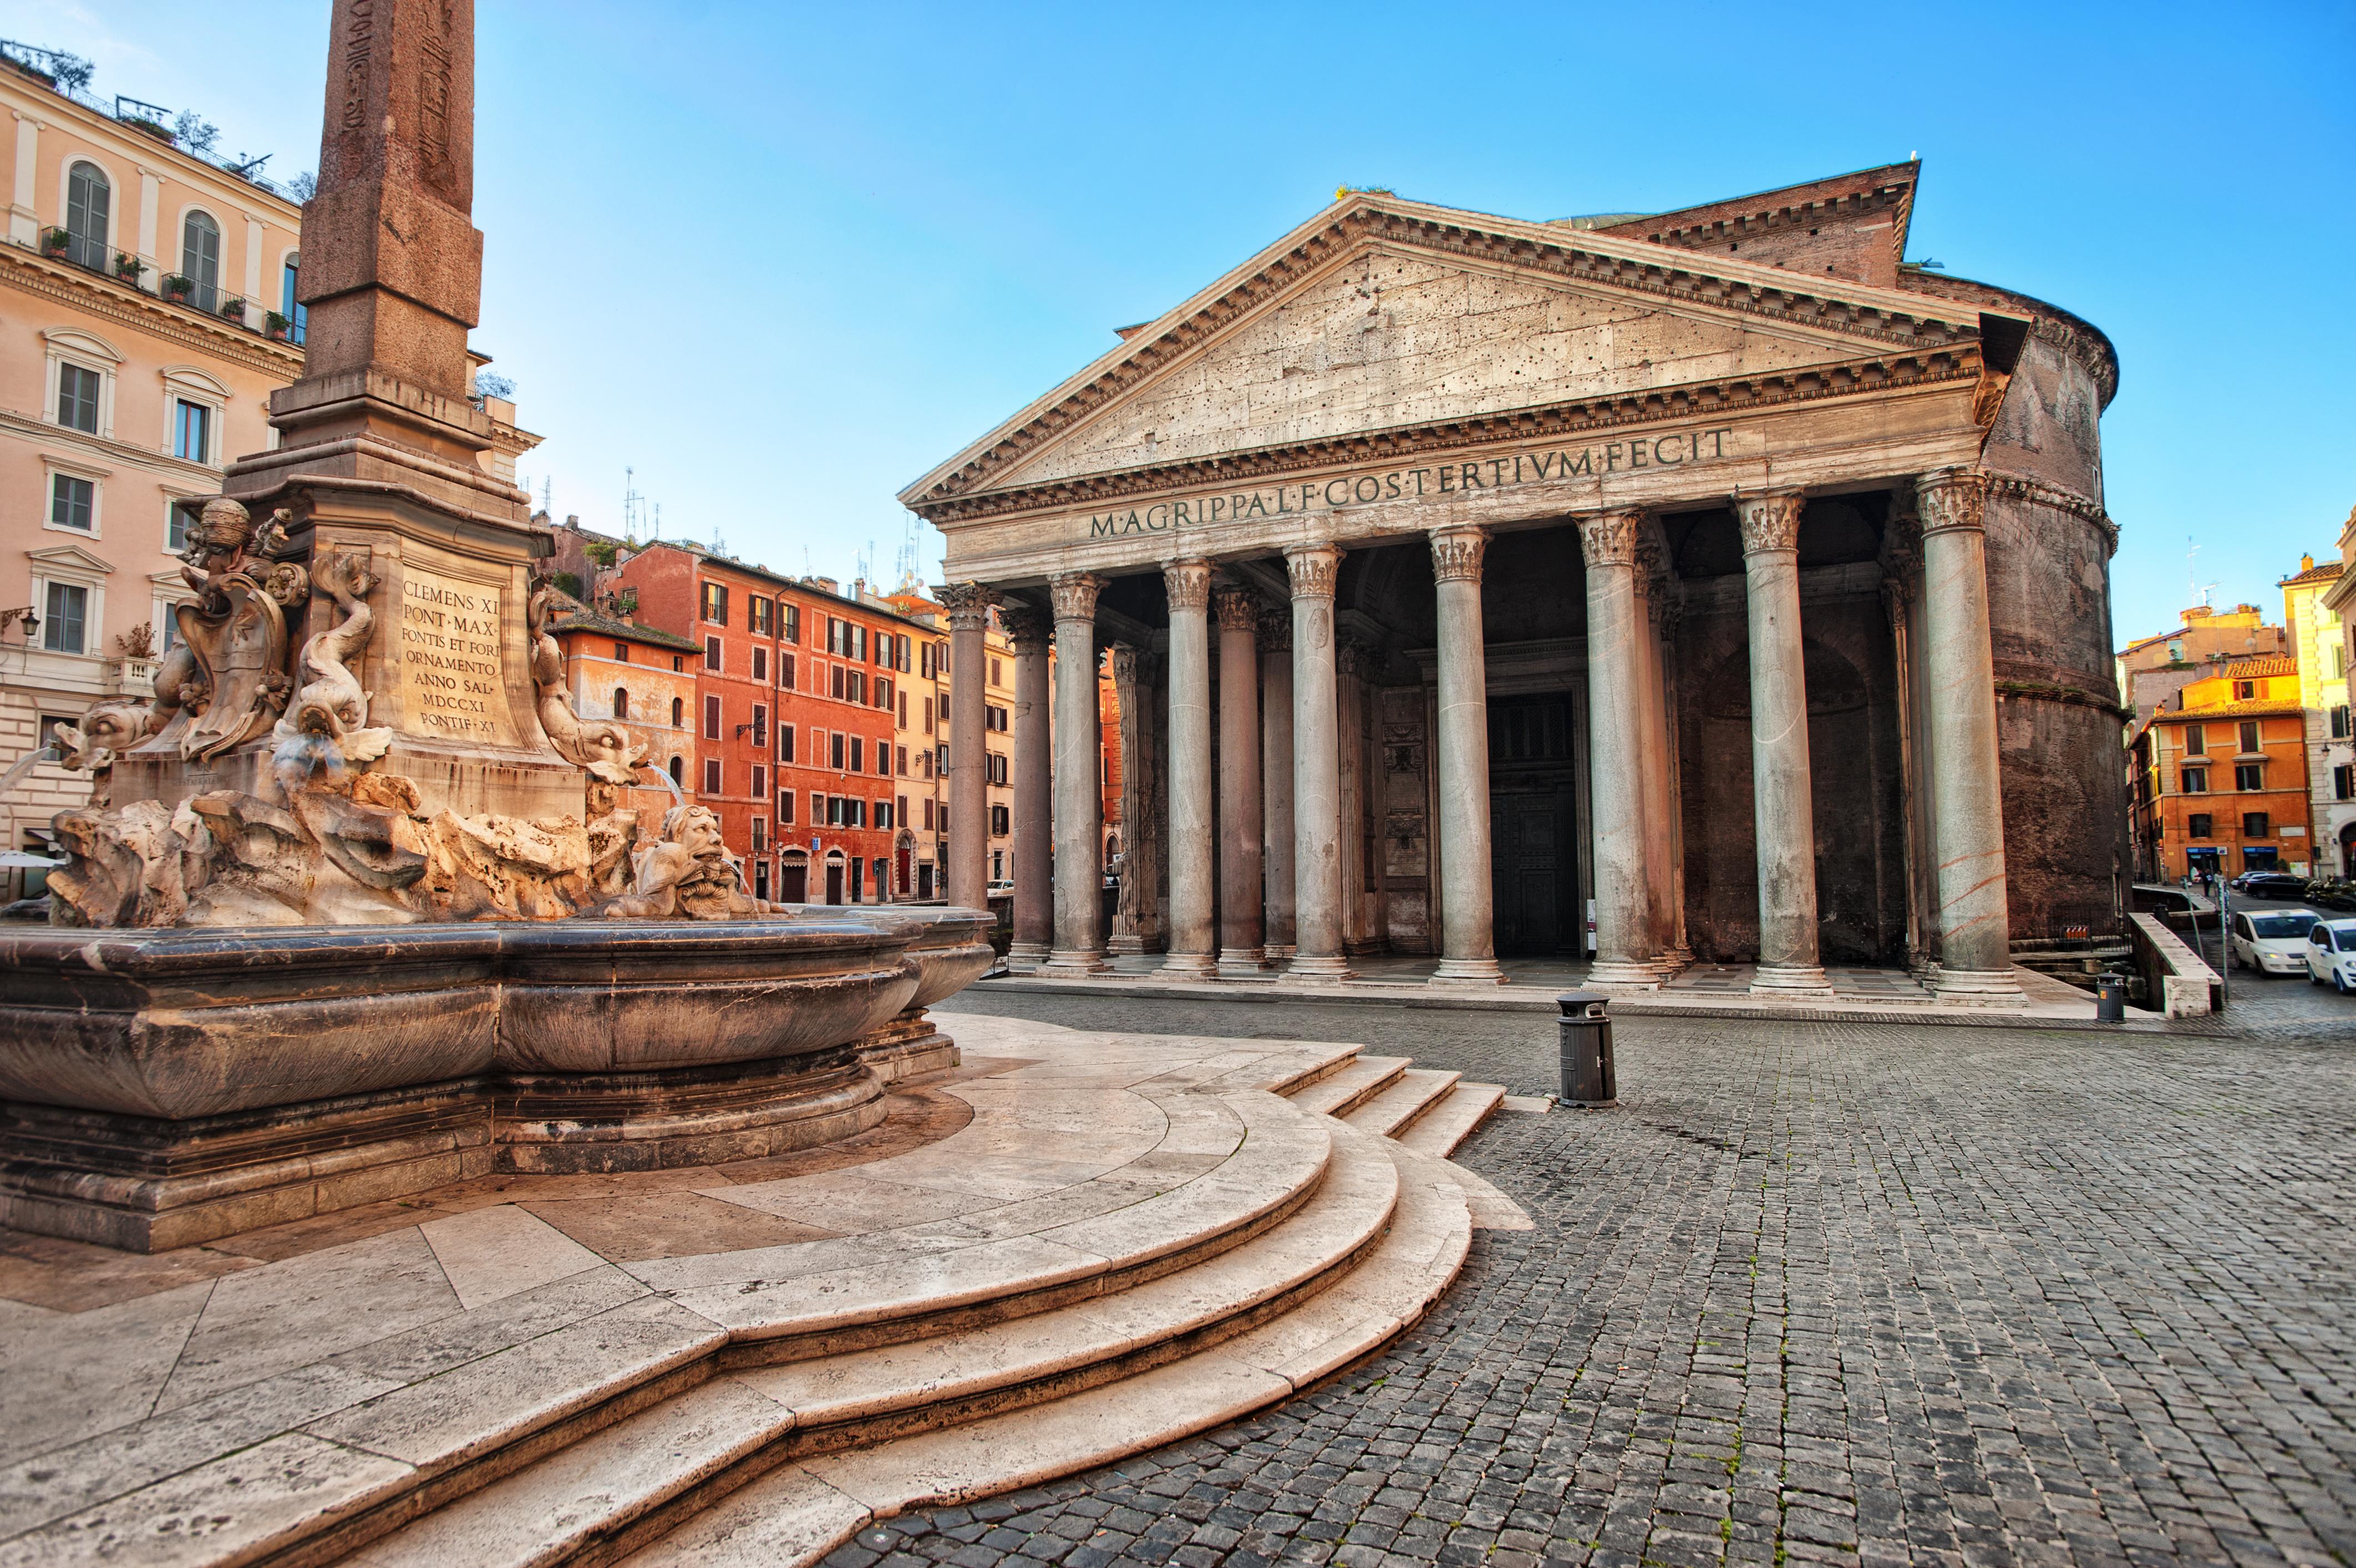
0 0 989 1252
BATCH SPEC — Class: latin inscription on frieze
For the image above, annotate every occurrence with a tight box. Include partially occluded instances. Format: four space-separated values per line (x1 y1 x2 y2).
397 570 515 744
1084 424 1743 540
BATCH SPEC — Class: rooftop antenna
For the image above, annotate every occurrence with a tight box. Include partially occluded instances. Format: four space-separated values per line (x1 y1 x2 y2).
540 476 552 516
652 501 661 540
2187 537 2217 609
622 465 641 538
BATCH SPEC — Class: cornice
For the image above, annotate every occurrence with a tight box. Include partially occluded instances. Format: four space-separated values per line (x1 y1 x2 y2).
1982 473 2118 555
918 349 1981 527
0 247 305 379
905 200 1987 511
0 407 224 487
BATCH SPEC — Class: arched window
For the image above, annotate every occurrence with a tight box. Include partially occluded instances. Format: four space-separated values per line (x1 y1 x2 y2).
671 696 684 727
668 755 683 785
180 211 221 309
65 161 109 271
613 687 629 719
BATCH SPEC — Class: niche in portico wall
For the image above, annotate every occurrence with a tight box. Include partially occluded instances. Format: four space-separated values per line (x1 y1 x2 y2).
1669 497 1908 965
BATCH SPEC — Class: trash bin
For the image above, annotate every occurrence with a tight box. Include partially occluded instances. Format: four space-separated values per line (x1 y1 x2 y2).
1557 989 1617 1107
2095 973 2125 1023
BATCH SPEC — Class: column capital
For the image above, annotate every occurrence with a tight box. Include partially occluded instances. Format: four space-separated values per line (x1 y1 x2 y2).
1257 605 1292 652
1915 467 1989 536
1108 641 1141 685
1000 605 1053 653
1048 571 1105 623
1212 583 1261 633
1338 635 1382 681
1735 491 1806 555
936 580 1000 631
1429 525 1488 583
1283 542 1344 599
1576 509 1642 570
1161 557 1212 612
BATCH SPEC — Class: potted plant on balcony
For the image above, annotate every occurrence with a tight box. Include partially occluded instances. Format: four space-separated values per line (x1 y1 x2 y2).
160 274 192 303
264 311 291 342
113 252 144 284
219 295 246 322
40 226 70 257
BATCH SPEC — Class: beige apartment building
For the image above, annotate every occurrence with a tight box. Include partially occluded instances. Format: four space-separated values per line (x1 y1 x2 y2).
2283 552 2355 875
0 55 305 869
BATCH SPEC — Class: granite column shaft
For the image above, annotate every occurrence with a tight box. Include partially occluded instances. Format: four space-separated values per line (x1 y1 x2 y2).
1286 544 1353 982
1160 561 1216 976
1006 608 1053 962
1737 491 1831 993
1044 572 1107 974
1429 526 1505 984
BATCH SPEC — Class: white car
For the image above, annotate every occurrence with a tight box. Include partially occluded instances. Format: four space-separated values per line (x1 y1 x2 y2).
2303 919 2356 992
2232 910 2316 976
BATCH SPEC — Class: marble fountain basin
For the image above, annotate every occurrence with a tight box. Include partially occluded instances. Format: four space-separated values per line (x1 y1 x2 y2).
0 917 925 1121
0 917 953 1250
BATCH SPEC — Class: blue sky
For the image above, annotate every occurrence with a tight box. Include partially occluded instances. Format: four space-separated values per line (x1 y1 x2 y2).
14 1 2352 642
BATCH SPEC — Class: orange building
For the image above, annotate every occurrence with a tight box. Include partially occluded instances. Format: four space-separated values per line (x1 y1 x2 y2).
545 590 700 824
2129 656 2312 880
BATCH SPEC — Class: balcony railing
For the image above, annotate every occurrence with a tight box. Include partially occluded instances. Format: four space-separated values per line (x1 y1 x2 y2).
33 234 302 343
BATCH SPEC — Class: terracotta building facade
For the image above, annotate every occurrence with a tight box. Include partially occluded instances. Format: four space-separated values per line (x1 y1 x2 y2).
615 541 931 904
906 164 2125 1002
2129 659 2310 881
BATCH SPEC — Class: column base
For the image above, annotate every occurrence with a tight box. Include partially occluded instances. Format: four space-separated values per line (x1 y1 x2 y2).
1749 963 1832 996
1931 966 2027 1007
1647 948 1691 980
1428 956 1507 987
1216 948 1272 979
1265 943 1297 961
1158 952 1217 979
1007 941 1052 967
1284 953 1356 985
1105 935 1144 956
1039 949 1109 977
1585 958 1663 992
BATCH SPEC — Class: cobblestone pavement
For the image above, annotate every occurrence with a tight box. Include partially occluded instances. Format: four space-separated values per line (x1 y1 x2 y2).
825 993 2356 1567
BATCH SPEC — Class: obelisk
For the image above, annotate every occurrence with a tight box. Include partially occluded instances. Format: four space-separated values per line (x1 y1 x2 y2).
206 0 577 820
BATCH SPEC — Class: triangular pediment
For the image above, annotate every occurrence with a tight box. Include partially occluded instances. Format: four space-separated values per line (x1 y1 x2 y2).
25 544 115 574
903 192 1989 512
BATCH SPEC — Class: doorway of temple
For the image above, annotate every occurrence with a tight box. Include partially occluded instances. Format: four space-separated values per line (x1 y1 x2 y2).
1487 692 1581 955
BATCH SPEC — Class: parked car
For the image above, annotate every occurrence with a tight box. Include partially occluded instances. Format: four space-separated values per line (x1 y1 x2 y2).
2235 871 2310 901
2232 910 2316 975
2304 919 2356 991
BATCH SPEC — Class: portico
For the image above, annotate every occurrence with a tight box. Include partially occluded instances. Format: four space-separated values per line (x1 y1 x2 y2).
906 171 2125 1002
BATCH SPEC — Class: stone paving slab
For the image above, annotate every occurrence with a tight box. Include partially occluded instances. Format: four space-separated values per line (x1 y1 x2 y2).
838 994 2356 1568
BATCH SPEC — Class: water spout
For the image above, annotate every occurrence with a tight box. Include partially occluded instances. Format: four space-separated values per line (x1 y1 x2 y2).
0 744 62 802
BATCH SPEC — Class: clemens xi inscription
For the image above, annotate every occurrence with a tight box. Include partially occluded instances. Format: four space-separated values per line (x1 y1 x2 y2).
397 571 516 743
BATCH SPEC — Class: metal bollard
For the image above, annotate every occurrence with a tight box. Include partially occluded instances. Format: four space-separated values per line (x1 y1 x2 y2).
2095 973 2125 1023
1557 989 1617 1107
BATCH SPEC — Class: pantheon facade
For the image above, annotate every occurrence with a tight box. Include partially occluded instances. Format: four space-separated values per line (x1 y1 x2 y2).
905 163 2123 999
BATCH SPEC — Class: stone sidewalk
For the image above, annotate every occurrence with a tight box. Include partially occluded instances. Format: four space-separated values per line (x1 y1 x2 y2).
835 999 2356 1567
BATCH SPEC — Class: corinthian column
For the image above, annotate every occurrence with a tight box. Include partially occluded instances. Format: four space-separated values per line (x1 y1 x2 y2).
1043 572 1108 975
1003 606 1053 963
1736 491 1831 994
1429 526 1505 985
940 582 999 912
1260 607 1297 958
1916 468 2023 1001
1286 543 1354 983
1579 511 1662 991
1213 585 1268 974
1160 560 1216 977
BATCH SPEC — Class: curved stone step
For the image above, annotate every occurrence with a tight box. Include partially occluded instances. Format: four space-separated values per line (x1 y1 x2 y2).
1395 1080 1505 1159
329 1125 1408 1567
0 1085 1338 1568
1283 1054 1410 1119
618 1138 1475 1567
1341 1067 1461 1139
